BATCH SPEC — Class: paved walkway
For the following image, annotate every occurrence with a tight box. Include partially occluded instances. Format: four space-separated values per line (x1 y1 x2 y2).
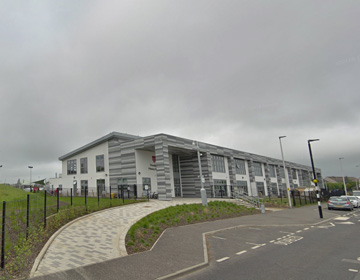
31 198 235 277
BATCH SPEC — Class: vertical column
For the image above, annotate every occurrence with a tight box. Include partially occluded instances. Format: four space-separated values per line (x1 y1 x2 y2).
155 136 172 201
228 157 236 195
288 166 293 189
205 152 214 197
264 163 271 197
248 159 255 196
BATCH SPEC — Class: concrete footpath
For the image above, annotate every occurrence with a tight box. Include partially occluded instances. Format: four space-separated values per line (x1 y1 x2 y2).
30 201 337 280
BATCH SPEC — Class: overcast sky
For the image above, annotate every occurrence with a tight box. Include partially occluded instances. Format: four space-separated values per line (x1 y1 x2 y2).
1 0 359 184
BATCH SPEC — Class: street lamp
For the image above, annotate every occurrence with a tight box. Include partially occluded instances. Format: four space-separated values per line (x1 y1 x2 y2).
356 165 360 190
307 139 323 219
279 136 292 208
192 141 208 206
339 158 347 195
28 166 33 187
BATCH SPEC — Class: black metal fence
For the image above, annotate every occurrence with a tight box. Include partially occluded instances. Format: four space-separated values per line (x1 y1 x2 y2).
0 185 146 270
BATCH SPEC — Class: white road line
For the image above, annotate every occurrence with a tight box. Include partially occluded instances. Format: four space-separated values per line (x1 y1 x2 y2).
217 257 230 263
269 240 275 243
348 269 358 273
280 231 293 234
296 230 302 233
251 245 261 249
303 228 309 231
236 250 247 255
335 217 350 221
212 236 226 240
248 227 262 230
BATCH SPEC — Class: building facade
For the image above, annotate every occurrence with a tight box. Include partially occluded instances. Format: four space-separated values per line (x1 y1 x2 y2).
49 132 322 200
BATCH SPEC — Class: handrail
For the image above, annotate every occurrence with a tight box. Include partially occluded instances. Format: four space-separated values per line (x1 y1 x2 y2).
232 191 263 208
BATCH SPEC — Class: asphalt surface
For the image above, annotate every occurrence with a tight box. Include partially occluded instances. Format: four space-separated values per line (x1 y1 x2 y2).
29 204 343 280
179 209 360 280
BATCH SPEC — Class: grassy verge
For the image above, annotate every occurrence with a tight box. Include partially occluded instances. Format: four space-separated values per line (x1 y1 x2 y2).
125 201 259 254
0 197 146 280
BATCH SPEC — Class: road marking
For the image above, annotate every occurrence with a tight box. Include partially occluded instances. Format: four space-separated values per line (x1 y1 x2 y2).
280 231 294 234
342 259 360 264
269 240 275 243
335 217 350 221
348 269 358 273
358 257 360 261
336 222 355 225
248 227 262 230
212 236 226 240
296 230 302 233
236 250 247 255
274 236 303 246
216 257 230 263
303 228 309 231
246 242 266 249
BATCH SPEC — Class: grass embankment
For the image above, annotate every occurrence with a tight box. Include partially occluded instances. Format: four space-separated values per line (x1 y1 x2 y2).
0 185 145 280
126 201 259 254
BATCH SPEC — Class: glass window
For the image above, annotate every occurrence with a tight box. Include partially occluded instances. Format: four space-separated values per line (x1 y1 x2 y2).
67 159 77 175
172 155 179 173
253 162 263 176
212 155 225 173
256 182 265 196
80 158 88 174
279 167 285 178
236 180 248 194
292 169 297 179
270 183 278 195
214 179 227 196
235 159 246 175
269 165 276 178
81 180 88 196
96 155 105 172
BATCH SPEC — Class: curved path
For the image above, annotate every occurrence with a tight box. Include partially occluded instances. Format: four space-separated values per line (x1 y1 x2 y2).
31 198 228 277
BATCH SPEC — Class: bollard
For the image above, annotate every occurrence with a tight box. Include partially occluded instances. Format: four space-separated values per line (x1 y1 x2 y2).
261 203 265 214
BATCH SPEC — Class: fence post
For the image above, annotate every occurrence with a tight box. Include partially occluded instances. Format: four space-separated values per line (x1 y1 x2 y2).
57 188 59 213
71 188 73 206
1 201 6 269
122 185 125 204
85 186 87 211
292 190 296 207
110 186 112 207
97 187 100 207
26 194 30 240
44 190 47 228
298 191 302 205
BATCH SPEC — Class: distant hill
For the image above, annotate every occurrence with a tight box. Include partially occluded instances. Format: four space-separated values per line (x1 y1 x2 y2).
324 176 358 183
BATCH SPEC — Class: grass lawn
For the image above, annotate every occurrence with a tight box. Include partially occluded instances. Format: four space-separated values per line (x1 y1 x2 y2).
0 184 38 202
126 201 260 254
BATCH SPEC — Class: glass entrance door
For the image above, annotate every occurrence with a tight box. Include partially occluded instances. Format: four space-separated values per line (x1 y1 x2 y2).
142 177 151 197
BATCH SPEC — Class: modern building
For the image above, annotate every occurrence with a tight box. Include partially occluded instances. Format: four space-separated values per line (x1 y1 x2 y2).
49 132 322 200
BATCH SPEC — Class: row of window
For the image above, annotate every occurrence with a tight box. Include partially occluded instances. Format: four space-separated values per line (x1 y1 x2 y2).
211 155 300 179
67 155 105 175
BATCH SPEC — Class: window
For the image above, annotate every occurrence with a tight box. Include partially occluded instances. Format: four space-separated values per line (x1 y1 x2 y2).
253 162 263 176
214 179 227 196
279 167 285 178
81 180 88 196
236 180 248 194
270 183 278 195
96 155 105 172
256 182 265 196
172 155 179 173
67 159 77 175
212 155 225 173
235 159 246 175
269 165 276 178
80 158 88 174
292 169 297 179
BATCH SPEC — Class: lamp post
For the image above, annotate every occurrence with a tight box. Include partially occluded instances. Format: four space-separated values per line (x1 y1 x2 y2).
279 136 292 208
356 165 360 190
28 166 33 188
0 165 2 184
307 139 323 219
193 141 208 206
339 158 347 195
